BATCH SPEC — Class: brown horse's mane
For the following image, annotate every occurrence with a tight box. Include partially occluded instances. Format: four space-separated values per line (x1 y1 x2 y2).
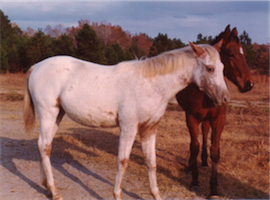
211 32 224 45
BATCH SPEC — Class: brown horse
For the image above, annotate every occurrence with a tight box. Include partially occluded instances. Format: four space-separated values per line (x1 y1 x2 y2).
176 25 254 197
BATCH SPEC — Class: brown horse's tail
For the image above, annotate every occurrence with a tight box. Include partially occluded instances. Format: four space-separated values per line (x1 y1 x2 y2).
24 67 35 134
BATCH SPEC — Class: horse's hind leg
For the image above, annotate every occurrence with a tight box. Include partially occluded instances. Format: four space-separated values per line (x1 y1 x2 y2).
139 125 161 200
38 106 65 200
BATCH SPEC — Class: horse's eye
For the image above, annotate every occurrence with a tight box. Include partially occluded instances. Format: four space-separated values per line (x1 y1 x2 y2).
208 68 214 72
206 65 215 72
229 54 234 58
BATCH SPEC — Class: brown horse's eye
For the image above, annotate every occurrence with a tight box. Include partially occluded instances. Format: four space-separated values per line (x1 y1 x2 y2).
229 54 235 58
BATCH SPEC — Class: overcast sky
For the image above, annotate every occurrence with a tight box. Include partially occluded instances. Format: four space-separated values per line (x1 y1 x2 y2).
1 0 269 44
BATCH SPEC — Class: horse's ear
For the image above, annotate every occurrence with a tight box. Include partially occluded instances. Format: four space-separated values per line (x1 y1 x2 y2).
213 39 223 52
223 25 231 40
232 27 238 36
225 25 230 33
189 42 206 57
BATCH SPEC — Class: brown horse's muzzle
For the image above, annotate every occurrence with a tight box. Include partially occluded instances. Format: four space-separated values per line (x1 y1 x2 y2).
239 80 254 93
234 73 254 93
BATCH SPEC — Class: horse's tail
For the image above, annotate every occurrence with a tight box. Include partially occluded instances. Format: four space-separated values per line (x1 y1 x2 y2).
24 67 35 134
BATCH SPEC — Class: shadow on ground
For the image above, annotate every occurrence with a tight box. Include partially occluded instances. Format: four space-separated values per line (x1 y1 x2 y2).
1 128 269 199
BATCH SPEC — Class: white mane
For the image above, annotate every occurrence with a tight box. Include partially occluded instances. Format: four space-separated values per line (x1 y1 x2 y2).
114 45 214 78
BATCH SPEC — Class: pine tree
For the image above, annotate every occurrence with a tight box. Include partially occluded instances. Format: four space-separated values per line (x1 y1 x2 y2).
148 33 185 57
195 33 212 44
24 30 53 67
52 33 75 56
1 46 9 72
240 31 257 69
125 39 145 60
149 33 172 57
0 10 23 72
75 23 107 64
105 42 125 65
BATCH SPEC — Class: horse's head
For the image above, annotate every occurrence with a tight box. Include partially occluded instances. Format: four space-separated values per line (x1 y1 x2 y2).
189 41 230 106
218 25 254 93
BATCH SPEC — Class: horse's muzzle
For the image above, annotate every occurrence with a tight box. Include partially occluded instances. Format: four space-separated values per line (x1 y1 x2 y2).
214 91 230 107
238 79 254 93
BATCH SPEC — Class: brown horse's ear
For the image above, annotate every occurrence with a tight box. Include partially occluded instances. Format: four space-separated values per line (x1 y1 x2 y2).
232 27 238 36
189 42 206 57
223 25 231 41
213 39 223 52
224 25 230 33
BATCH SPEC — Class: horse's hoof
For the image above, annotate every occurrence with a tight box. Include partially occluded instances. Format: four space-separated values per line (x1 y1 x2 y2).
53 197 63 200
190 185 200 193
185 165 192 173
52 194 63 200
202 163 208 168
208 195 220 199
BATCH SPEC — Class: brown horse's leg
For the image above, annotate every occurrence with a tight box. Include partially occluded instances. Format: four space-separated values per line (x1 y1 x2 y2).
186 114 200 188
209 112 226 196
201 120 210 167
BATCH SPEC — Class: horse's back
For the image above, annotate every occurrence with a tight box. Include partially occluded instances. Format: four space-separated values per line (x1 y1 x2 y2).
28 56 122 128
31 56 107 79
29 56 114 91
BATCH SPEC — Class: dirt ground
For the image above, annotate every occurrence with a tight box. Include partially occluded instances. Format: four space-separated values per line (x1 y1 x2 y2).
0 74 269 200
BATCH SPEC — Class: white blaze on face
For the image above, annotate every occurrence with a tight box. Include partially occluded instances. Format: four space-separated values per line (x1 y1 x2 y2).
240 47 244 55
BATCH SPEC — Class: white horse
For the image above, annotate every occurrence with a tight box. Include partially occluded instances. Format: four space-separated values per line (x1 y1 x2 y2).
24 41 229 200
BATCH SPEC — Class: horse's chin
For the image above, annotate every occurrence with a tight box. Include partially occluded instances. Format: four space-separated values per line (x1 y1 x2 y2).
238 87 247 93
207 94 223 107
237 80 254 93
210 93 230 107
213 100 225 107
238 85 253 93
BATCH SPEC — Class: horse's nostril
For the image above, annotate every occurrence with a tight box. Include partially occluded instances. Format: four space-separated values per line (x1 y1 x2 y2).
246 80 254 91
223 97 228 104
223 93 230 105
246 80 251 88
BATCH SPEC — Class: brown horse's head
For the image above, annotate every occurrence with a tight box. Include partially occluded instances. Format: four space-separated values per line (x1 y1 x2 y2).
214 25 254 93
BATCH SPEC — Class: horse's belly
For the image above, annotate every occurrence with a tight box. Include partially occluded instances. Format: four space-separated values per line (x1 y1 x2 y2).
60 79 120 128
60 94 119 128
66 108 119 128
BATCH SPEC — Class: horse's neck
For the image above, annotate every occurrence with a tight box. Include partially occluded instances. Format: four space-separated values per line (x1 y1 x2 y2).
150 66 193 102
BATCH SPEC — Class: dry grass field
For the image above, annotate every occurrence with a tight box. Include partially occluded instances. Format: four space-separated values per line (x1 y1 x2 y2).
0 73 269 199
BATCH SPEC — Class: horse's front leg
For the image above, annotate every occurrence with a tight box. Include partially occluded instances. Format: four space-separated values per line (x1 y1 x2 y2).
113 124 138 200
186 114 200 191
139 124 162 200
209 111 226 197
201 120 210 167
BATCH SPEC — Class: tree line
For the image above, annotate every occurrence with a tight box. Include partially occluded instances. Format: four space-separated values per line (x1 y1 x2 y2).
1 10 268 74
